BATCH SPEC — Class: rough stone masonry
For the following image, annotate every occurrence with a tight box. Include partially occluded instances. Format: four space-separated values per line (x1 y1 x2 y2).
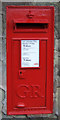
0 0 60 120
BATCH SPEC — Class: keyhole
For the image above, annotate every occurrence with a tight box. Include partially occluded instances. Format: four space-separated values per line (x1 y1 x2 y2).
20 71 22 74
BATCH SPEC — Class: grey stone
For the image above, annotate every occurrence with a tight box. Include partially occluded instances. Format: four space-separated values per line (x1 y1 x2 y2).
0 15 2 35
0 89 2 114
1 0 59 2
0 89 5 120
58 88 60 115
0 61 2 86
58 39 60 51
58 57 60 66
0 1 2 12
2 91 6 115
0 41 2 61
56 76 60 87
58 69 60 76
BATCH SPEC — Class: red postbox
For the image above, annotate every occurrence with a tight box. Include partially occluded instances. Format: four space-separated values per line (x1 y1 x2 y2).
6 6 54 115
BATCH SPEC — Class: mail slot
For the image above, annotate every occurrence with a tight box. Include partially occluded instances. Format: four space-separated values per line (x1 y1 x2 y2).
6 6 54 115
13 23 48 32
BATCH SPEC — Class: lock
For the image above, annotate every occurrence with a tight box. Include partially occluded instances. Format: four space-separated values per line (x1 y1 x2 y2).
19 70 25 79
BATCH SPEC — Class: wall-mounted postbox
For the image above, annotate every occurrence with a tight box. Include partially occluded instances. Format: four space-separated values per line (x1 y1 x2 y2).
6 6 54 115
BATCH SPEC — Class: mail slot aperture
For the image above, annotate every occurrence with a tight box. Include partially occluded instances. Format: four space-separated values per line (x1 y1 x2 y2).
14 23 48 32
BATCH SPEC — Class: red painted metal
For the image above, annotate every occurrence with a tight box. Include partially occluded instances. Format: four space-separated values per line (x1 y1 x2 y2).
6 6 54 115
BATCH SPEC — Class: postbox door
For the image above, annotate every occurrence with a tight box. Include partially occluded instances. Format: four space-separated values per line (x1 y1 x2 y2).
12 38 47 109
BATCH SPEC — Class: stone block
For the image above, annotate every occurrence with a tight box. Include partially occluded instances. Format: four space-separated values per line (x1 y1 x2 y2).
0 40 2 60
0 15 2 35
58 40 60 51
0 1 2 12
0 61 2 86
58 57 60 66
1 117 58 120
56 87 60 116
58 88 60 115
2 62 6 90
0 90 2 112
0 88 5 120
1 0 59 2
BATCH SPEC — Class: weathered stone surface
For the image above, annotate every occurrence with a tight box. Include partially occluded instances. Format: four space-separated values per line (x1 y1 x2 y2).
1 117 58 120
0 88 5 120
28 114 58 119
58 88 60 115
1 0 59 2
0 1 2 12
0 89 2 117
0 61 2 86
58 40 60 51
0 15 2 35
58 57 60 67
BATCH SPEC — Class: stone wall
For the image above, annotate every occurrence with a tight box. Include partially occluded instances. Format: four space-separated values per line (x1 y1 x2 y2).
0 1 60 120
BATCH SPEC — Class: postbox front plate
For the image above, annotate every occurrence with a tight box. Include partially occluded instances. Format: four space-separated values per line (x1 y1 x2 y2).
7 6 54 115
